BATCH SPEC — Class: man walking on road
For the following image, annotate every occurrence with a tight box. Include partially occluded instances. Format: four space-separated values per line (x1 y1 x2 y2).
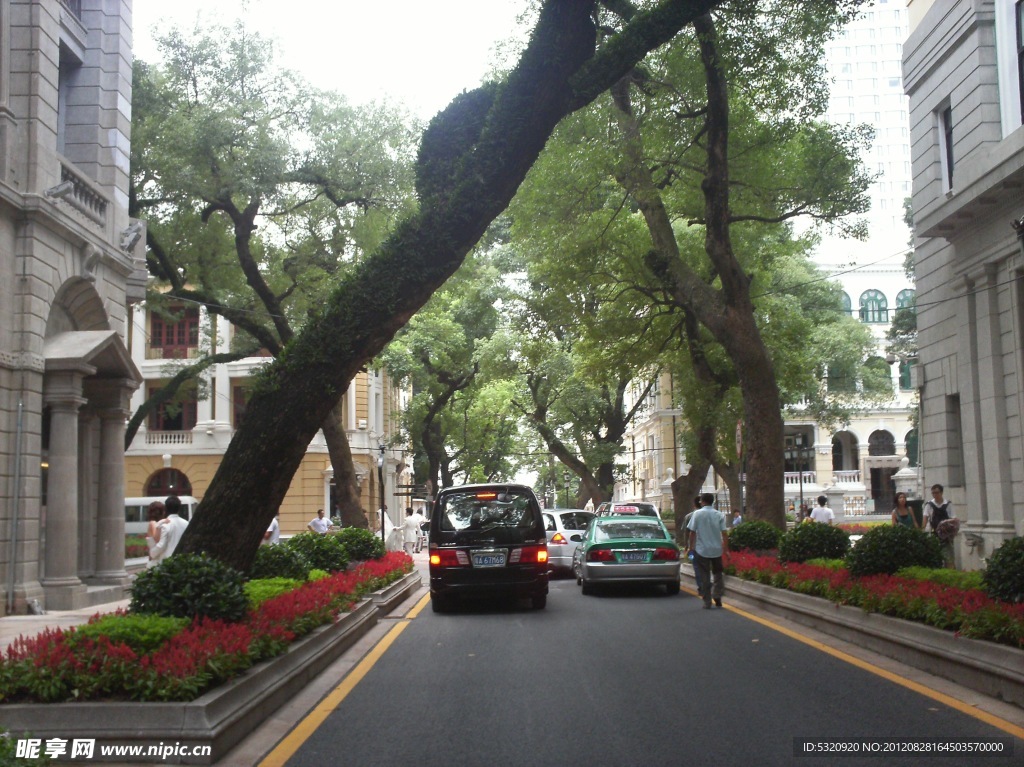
687 492 728 609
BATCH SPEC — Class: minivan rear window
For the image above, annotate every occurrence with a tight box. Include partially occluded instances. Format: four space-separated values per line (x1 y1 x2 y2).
435 488 541 544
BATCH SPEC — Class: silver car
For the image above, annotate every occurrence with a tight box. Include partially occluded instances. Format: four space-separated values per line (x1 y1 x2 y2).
542 509 595 577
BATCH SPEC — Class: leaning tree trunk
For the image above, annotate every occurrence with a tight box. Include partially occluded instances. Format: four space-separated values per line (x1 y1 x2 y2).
175 0 720 572
320 402 368 528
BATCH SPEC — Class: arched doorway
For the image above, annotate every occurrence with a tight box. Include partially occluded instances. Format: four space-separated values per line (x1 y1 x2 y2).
868 429 897 512
145 468 193 497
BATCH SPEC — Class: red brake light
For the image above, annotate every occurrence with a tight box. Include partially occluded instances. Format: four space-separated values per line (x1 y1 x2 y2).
511 545 547 564
429 548 470 568
550 533 567 545
652 547 679 561
476 491 498 500
587 549 616 562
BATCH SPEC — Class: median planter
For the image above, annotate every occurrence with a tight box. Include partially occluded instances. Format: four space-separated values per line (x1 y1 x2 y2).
682 570 1024 709
1 571 420 764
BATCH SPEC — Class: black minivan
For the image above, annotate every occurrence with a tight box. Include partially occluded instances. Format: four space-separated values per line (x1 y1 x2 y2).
428 484 549 612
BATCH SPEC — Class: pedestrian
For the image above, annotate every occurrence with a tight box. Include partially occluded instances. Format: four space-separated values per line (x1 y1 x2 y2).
922 484 953 534
263 514 280 545
683 495 704 594
149 495 188 564
307 508 330 534
799 502 811 522
687 492 728 609
810 495 834 525
145 500 165 568
731 509 743 527
891 491 918 529
410 506 427 552
401 507 421 556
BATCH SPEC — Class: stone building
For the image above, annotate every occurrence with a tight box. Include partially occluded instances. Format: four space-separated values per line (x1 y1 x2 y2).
0 1 143 614
904 0 1024 567
123 300 411 538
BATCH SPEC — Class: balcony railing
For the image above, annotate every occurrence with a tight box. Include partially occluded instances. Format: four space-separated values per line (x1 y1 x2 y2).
54 160 109 226
833 470 862 484
147 345 202 360
145 431 193 446
783 471 816 487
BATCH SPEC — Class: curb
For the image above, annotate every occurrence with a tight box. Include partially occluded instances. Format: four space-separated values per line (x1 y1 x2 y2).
698 572 1024 709
1 571 421 764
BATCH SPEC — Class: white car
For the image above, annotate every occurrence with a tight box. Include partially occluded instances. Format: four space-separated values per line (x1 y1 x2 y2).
542 509 595 576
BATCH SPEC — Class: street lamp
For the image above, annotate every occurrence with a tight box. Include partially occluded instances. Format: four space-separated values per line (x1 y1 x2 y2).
784 433 813 514
377 445 386 543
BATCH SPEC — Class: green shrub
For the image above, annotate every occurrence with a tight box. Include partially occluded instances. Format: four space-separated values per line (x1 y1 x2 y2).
284 532 350 572
805 558 847 570
334 527 386 561
129 552 249 622
308 569 330 581
244 578 303 608
982 536 1024 604
846 524 943 577
250 543 311 581
779 523 850 563
896 566 985 592
727 520 783 552
72 613 189 654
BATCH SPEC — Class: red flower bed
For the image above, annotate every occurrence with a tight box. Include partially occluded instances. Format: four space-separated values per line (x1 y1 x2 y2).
0 552 413 703
724 551 1024 649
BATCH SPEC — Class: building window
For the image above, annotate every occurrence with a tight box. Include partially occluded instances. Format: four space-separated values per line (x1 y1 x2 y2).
905 429 919 467
939 103 954 192
898 360 915 390
859 289 889 323
868 430 896 456
896 289 915 309
150 306 200 358
840 291 852 315
145 469 193 497
57 43 83 156
148 386 198 432
232 385 249 429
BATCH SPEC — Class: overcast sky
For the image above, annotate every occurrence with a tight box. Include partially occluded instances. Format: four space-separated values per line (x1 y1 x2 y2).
133 0 530 119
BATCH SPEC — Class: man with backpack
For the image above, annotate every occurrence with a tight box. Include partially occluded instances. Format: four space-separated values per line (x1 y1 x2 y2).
922 483 954 534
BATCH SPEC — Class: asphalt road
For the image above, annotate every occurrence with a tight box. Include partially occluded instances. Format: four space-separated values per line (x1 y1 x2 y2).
283 576 1023 767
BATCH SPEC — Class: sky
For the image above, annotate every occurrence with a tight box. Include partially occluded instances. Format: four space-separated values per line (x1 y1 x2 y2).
133 0 530 120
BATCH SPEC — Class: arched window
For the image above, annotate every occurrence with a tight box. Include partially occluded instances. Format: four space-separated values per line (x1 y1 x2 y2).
840 291 852 315
895 289 915 309
145 469 193 497
859 289 889 323
868 430 896 456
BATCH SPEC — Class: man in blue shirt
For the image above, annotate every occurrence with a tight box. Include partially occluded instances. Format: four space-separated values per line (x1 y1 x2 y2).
686 492 728 609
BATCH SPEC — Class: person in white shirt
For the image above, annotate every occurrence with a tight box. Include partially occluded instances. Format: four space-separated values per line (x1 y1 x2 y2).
149 495 188 563
307 508 331 534
263 514 280 545
922 484 954 534
810 495 835 525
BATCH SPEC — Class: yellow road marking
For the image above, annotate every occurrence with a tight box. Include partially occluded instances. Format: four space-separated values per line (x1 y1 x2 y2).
258 591 430 767
682 584 1024 740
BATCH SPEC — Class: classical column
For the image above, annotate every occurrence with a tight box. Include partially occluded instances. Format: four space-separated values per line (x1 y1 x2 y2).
41 372 89 609
93 404 130 582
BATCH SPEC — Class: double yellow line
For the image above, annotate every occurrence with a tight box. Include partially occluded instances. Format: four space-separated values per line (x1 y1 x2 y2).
258 593 432 767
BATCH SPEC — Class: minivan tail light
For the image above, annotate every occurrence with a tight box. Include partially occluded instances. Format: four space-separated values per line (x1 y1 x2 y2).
510 545 548 564
430 549 470 568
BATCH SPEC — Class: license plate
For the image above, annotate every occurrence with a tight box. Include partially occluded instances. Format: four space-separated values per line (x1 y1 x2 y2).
472 553 506 567
618 551 650 563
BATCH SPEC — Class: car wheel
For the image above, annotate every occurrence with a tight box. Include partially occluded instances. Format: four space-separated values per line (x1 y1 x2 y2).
665 580 680 596
531 593 547 610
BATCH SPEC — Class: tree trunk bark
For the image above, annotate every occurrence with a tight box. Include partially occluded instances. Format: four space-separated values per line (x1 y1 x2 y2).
320 402 368 528
175 0 720 572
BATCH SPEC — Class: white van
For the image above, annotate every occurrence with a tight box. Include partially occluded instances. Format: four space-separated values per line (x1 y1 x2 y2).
124 496 200 536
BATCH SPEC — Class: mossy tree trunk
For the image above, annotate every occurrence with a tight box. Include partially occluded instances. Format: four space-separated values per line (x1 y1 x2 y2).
177 0 721 572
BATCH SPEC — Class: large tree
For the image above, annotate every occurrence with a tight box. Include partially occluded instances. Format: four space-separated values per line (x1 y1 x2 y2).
175 0 723 571
130 24 418 527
